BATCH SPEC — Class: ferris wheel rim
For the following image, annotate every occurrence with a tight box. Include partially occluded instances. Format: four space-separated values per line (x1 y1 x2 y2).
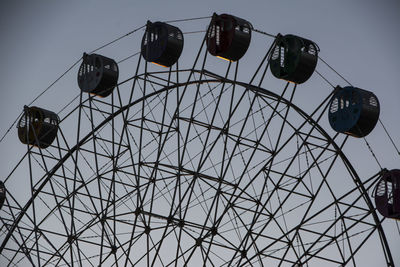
0 68 394 266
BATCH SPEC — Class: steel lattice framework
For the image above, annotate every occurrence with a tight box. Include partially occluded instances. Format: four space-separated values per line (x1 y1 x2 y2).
0 26 396 266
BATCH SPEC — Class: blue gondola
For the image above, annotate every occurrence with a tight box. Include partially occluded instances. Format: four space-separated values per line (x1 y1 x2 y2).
328 86 380 137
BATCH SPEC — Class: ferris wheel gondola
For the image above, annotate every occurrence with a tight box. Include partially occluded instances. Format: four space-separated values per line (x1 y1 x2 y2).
0 12 398 266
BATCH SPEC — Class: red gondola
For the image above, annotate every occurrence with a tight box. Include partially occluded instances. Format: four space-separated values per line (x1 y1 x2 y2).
375 169 400 219
206 13 252 62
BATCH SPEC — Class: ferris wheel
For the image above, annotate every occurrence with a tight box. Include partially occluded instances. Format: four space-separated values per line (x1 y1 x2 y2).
0 13 399 266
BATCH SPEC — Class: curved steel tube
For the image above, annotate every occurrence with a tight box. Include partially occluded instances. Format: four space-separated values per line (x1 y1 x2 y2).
1 70 393 266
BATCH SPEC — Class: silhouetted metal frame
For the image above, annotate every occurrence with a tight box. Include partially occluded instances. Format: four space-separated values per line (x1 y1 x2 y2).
0 69 394 266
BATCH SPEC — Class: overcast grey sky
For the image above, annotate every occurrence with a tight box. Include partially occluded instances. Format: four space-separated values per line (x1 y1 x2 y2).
0 0 399 266
1 0 399 142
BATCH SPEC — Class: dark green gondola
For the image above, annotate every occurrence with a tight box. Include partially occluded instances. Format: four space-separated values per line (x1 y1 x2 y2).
270 34 319 84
